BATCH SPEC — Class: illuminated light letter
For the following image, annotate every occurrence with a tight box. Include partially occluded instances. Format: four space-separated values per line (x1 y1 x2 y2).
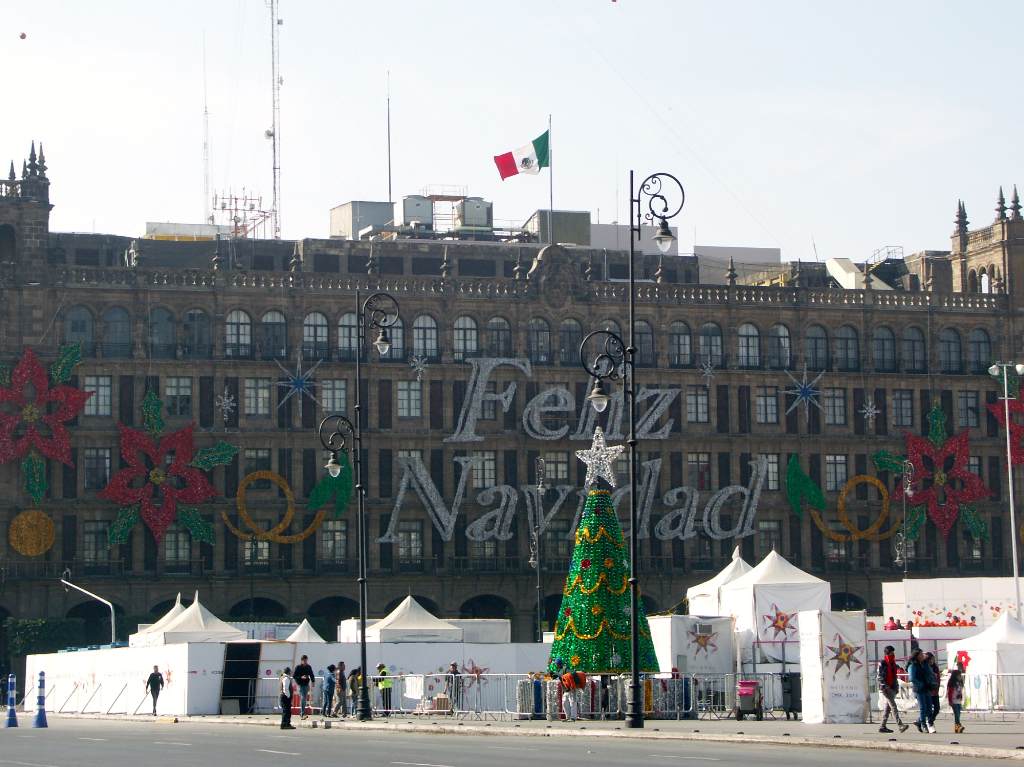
445 357 531 443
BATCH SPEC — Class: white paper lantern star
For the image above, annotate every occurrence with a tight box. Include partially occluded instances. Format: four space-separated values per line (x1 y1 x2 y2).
576 426 625 490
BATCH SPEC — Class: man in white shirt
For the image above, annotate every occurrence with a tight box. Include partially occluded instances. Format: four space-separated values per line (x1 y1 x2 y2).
280 667 296 729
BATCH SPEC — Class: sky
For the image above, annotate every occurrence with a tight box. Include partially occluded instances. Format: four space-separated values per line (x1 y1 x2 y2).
2 0 1022 261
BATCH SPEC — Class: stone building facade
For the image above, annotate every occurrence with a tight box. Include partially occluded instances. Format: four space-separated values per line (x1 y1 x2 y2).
1 144 1022 644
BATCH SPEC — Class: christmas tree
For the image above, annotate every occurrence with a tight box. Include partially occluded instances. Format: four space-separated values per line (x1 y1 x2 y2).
548 488 659 674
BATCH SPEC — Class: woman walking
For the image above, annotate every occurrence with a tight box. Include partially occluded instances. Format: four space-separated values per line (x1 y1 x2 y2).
908 649 935 733
947 664 966 733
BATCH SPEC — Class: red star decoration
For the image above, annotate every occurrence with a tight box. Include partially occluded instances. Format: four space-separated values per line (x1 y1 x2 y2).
988 399 1024 465
895 430 991 539
99 423 216 542
0 348 91 465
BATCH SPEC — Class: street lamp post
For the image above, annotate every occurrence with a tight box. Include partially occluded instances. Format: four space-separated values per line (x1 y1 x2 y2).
318 289 399 722
989 362 1024 619
579 171 684 730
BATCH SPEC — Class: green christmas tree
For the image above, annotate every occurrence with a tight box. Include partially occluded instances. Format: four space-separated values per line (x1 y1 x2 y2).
548 489 659 674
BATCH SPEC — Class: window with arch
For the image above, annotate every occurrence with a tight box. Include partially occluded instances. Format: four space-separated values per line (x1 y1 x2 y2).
225 310 252 358
698 323 723 367
834 325 860 371
634 320 655 367
148 308 176 359
453 316 479 362
259 310 287 359
303 312 329 361
485 317 512 356
938 328 962 373
872 327 896 372
767 324 791 370
182 309 211 359
668 321 692 367
902 327 926 373
968 328 991 374
980 269 992 294
558 319 583 365
64 306 95 356
527 318 551 364
737 323 761 368
413 315 439 360
805 325 829 369
101 307 131 358
337 313 358 361
380 316 404 361
968 269 979 293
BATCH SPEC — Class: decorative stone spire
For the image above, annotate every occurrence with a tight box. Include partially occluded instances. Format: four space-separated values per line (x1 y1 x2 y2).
655 254 665 284
996 186 1007 221
27 142 37 176
211 235 224 271
584 251 594 281
366 244 378 276
21 160 27 180
7 162 14 182
288 242 301 272
512 248 524 281
440 245 451 280
956 200 969 234
863 264 874 290
1012 185 1022 221
726 256 737 287
792 260 803 287
37 144 46 178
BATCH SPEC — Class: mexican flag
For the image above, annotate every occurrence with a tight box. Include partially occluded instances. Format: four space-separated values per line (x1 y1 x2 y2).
493 130 550 180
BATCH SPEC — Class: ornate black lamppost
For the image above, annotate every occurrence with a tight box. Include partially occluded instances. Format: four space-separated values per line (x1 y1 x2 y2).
579 172 683 729
317 290 398 721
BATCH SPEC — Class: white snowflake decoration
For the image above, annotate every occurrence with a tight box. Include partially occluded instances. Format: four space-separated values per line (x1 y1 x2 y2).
859 397 880 427
784 364 825 422
700 359 716 386
409 354 429 382
215 387 236 426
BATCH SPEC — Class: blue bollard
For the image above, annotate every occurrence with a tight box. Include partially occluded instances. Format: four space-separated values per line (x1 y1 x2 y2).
5 673 17 728
32 672 47 728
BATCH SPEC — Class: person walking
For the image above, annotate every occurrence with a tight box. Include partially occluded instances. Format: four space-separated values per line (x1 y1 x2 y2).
925 652 941 728
348 667 361 716
145 665 164 716
947 663 965 733
877 646 909 733
908 649 934 733
321 664 336 719
333 661 347 717
279 667 296 730
293 655 314 719
376 663 392 716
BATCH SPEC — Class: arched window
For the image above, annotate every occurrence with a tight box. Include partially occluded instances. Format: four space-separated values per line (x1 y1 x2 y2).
485 317 512 356
767 324 791 370
101 307 131 358
967 269 978 293
698 322 723 366
938 328 962 373
380 316 404 361
968 328 991 374
527 318 551 364
64 306 94 356
834 325 860 371
225 310 252 358
148 308 176 359
337 313 358 361
303 312 329 361
872 327 896 372
559 319 583 365
182 309 211 359
260 310 287 359
805 325 828 369
413 315 439 359
737 323 760 368
668 321 691 367
634 320 655 367
902 327 926 373
980 269 991 294
453 316 479 362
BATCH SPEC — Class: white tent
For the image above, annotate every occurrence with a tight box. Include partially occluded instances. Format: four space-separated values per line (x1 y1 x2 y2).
131 593 246 646
363 596 464 643
946 613 1024 710
285 618 325 643
719 550 830 663
686 547 752 616
129 592 186 642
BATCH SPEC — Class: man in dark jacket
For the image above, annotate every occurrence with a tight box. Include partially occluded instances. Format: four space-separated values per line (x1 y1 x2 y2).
293 655 315 719
145 665 164 716
924 652 941 728
908 649 936 733
877 646 908 733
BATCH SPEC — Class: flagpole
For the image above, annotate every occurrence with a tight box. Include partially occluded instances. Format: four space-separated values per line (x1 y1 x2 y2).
548 114 554 244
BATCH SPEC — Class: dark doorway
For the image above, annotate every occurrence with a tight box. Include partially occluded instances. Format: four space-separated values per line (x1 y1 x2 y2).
221 642 262 714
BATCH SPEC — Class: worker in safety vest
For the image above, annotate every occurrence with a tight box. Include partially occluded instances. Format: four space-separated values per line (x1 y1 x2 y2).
376 663 392 716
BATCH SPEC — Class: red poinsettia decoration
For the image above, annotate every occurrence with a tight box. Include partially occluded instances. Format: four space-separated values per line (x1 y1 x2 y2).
988 399 1024 465
0 348 90 465
895 430 991 539
99 423 216 542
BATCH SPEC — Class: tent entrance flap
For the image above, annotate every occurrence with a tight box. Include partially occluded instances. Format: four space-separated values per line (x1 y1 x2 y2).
221 642 262 714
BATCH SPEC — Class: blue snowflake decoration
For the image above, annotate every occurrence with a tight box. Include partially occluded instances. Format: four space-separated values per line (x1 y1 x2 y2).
274 351 323 409
784 364 825 422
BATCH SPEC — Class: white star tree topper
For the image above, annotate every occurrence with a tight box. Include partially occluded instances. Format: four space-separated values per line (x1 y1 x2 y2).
576 426 626 490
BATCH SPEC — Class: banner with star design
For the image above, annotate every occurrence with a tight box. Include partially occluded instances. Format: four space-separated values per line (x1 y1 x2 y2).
798 609 869 724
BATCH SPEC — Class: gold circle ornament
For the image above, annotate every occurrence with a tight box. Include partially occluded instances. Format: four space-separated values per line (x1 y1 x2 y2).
221 470 326 544
9 509 55 557
809 474 899 543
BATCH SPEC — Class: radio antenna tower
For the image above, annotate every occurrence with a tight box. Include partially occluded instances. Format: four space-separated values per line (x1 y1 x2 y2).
266 0 282 239
202 33 212 224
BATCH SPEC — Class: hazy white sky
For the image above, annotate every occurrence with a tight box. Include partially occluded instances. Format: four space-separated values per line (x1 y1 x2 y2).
2 1 1021 261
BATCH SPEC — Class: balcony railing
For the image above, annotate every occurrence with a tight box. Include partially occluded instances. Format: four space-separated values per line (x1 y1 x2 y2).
147 343 177 360
182 343 212 360
99 342 132 358
225 343 253 359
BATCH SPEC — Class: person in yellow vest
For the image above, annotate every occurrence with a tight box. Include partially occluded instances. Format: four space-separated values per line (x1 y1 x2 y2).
376 663 392 716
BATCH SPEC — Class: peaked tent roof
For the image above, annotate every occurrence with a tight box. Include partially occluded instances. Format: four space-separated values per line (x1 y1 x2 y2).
286 618 326 643
160 594 246 636
959 612 1024 647
720 549 826 591
372 595 460 632
687 547 753 599
140 592 186 635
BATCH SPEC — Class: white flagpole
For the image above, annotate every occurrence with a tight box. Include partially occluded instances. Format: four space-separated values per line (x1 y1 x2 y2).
548 114 554 244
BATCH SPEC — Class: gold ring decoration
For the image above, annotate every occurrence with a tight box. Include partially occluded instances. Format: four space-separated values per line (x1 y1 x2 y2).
809 474 900 543
221 470 327 544
8 509 55 557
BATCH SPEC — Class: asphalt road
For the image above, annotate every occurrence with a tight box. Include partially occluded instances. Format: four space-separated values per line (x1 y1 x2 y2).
0 719 992 767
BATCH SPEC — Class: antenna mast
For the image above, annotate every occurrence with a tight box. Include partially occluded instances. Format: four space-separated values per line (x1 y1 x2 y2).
267 0 282 239
386 70 393 205
202 33 211 224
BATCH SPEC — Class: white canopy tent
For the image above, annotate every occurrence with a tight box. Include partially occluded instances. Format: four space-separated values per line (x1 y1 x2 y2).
130 592 187 641
719 550 830 663
946 613 1024 710
686 547 752 616
285 618 326 643
130 593 246 647
363 596 464 643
